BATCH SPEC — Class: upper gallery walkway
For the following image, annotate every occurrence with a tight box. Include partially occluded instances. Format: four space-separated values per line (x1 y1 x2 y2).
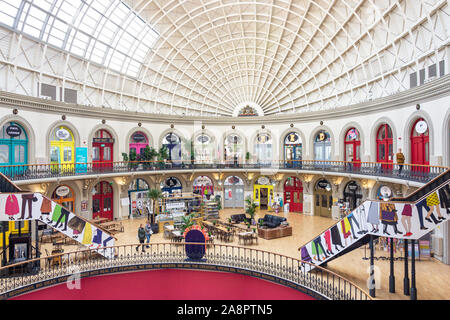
0 160 447 186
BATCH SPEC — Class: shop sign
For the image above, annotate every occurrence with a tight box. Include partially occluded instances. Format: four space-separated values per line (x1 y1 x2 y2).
317 180 330 189
93 138 114 144
56 128 70 140
55 185 70 197
197 135 210 144
256 176 270 185
285 132 299 144
415 120 428 134
347 182 359 191
132 132 147 143
6 125 22 137
165 133 179 144
166 177 180 187
380 186 392 198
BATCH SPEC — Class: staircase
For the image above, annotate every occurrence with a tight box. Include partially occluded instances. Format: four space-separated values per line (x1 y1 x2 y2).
0 174 115 259
299 170 449 271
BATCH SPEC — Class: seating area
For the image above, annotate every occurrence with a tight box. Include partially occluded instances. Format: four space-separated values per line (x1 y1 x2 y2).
230 214 251 224
258 214 287 228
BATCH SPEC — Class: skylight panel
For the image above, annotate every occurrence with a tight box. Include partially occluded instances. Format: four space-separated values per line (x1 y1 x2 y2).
0 0 159 78
0 0 21 27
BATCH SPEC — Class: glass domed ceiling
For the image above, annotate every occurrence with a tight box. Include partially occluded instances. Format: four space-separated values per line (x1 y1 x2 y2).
0 0 448 117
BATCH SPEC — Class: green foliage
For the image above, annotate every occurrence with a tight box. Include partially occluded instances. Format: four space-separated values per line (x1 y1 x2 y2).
148 188 163 215
122 152 129 161
180 213 195 233
245 196 258 220
245 151 251 161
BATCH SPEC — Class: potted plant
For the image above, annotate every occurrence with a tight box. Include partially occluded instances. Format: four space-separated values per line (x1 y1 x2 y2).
180 213 195 234
245 151 251 164
245 196 258 225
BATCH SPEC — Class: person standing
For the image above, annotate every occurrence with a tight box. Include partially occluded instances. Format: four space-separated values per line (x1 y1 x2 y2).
136 224 146 253
396 148 405 174
144 220 153 248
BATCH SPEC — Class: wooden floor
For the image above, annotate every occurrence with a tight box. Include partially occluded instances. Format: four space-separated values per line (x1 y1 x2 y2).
40 208 450 300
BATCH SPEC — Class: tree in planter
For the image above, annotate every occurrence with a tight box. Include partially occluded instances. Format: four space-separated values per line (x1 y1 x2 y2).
147 188 163 224
140 146 158 169
245 196 258 225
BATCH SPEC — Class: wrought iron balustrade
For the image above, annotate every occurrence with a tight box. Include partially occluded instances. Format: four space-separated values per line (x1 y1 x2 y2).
0 160 446 183
0 243 371 300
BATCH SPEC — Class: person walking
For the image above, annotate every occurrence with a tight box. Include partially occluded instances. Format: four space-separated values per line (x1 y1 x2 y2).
144 220 153 248
136 224 146 253
396 148 405 175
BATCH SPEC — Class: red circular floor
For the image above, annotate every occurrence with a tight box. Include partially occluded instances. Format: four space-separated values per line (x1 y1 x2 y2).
12 269 315 300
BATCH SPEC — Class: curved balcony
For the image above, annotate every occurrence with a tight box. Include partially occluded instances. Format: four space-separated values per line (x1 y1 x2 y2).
0 160 447 185
0 243 371 300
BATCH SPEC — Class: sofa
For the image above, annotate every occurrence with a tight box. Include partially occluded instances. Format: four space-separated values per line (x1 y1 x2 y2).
230 214 250 224
258 214 287 228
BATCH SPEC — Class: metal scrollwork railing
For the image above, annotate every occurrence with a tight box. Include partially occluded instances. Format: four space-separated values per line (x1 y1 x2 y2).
0 160 447 183
0 243 372 300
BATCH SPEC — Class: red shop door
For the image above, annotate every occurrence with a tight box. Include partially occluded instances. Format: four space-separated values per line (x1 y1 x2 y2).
411 119 429 173
92 182 114 221
284 185 303 213
93 142 113 170
345 141 361 169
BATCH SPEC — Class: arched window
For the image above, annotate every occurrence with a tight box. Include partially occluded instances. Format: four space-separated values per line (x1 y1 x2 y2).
194 133 213 163
254 133 272 164
314 130 331 161
376 124 393 169
224 134 243 165
163 132 182 162
284 132 302 168
193 175 214 197
343 181 363 210
129 132 149 156
161 176 182 195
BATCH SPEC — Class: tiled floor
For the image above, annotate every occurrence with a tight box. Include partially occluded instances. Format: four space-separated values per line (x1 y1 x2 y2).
40 208 450 300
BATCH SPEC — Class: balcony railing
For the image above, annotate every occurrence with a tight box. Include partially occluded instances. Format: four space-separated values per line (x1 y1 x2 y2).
0 243 372 300
0 160 446 183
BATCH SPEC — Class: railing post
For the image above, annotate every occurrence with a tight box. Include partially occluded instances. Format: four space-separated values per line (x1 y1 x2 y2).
389 237 395 293
410 239 417 300
369 234 376 298
403 239 410 296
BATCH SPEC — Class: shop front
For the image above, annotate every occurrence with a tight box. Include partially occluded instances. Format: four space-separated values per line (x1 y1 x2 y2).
344 128 361 168
410 118 429 172
284 132 302 168
194 133 214 163
313 130 331 161
314 179 332 218
50 126 74 171
129 132 149 157
161 176 182 195
51 185 75 212
224 176 244 208
376 124 393 171
0 122 28 177
193 175 214 199
253 176 274 210
92 181 114 221
224 134 244 166
284 176 303 213
128 179 150 218
92 129 114 169
163 132 182 165
254 133 272 165
343 181 363 210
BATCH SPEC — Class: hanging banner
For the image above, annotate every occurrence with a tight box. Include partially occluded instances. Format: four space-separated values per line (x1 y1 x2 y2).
75 147 88 174
0 192 115 258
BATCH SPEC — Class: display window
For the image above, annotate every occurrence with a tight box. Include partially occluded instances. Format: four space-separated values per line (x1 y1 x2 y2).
194 134 214 163
128 178 150 218
254 133 272 164
224 176 244 208
193 175 214 198
284 132 302 168
163 132 182 164
314 130 331 161
224 134 243 165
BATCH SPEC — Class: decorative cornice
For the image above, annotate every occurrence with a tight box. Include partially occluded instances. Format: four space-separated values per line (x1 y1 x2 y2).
1 74 449 125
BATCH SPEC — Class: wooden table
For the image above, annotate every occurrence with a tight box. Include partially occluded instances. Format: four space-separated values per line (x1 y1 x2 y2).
89 217 109 224
257 226 292 240
238 232 256 245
